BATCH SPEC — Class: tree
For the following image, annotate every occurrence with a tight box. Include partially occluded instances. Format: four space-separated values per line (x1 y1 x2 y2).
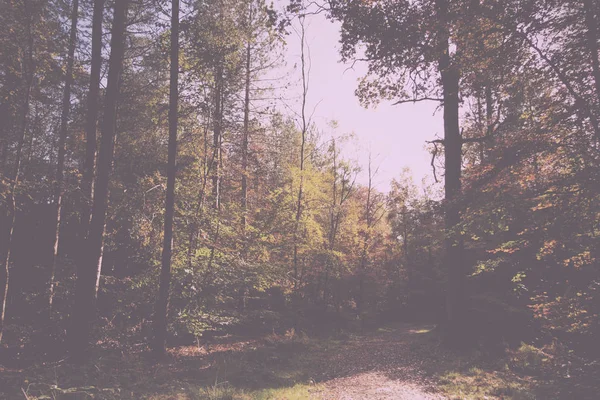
154 0 179 358
70 0 129 358
292 12 309 290
0 0 36 344
80 0 105 240
329 0 469 344
48 0 80 311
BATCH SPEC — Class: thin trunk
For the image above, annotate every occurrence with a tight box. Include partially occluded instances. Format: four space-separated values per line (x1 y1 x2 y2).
212 67 223 211
80 0 105 240
49 0 79 312
357 154 373 316
293 15 308 290
584 0 600 107
329 139 338 250
323 139 338 306
483 84 493 162
207 67 223 273
241 37 251 233
25 105 37 173
437 0 464 346
187 112 211 269
153 0 179 357
70 0 128 358
0 0 35 343
403 209 411 285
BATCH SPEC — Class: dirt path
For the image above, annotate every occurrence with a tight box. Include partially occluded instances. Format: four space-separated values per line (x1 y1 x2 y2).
310 324 446 399
5 322 559 399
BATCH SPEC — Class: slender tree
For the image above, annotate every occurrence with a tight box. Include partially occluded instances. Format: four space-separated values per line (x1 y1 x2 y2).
292 13 308 290
241 14 251 233
80 0 105 240
48 0 80 311
154 0 179 358
70 0 129 358
0 0 35 344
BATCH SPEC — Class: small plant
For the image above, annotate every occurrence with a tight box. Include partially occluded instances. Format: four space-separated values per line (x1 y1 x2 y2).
511 343 546 374
199 382 237 400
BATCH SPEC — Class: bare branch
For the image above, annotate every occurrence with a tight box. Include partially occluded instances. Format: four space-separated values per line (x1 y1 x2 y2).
393 97 443 106
430 142 440 184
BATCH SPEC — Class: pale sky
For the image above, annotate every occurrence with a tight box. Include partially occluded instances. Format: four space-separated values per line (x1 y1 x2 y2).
283 11 444 192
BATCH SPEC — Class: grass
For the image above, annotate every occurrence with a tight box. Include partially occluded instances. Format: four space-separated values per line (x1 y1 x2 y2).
411 330 599 400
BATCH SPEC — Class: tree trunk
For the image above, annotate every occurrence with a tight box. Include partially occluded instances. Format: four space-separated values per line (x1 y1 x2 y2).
206 67 223 273
0 0 35 344
49 0 79 312
212 67 223 211
80 0 105 240
437 0 465 346
70 0 128 359
357 154 374 322
187 111 210 269
153 0 179 358
293 15 308 290
241 37 251 233
584 0 600 107
483 84 493 161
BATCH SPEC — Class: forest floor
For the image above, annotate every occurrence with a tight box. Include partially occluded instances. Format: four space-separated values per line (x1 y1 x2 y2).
1 322 595 399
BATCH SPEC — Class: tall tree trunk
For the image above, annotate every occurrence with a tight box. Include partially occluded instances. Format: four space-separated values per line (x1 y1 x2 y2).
212 67 223 211
402 208 411 286
187 112 211 269
293 15 308 290
153 0 179 358
49 0 80 312
0 0 35 343
70 0 128 358
323 138 338 306
437 0 465 346
584 0 600 108
241 37 251 233
206 66 223 273
357 153 374 320
80 0 105 240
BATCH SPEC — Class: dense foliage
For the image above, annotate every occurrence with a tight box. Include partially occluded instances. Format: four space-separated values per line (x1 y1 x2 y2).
0 0 599 383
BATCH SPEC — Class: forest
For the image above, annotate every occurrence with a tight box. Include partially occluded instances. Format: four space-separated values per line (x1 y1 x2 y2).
1 0 600 398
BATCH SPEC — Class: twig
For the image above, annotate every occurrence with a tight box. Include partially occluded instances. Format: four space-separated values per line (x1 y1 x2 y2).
430 142 440 183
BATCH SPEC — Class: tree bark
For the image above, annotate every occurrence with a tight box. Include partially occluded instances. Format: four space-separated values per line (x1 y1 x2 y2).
293 15 308 290
437 0 465 346
241 36 251 233
357 153 374 320
212 67 223 211
206 66 223 273
80 0 105 240
49 0 80 312
153 0 179 358
70 0 128 359
584 0 600 109
187 112 211 269
0 0 35 344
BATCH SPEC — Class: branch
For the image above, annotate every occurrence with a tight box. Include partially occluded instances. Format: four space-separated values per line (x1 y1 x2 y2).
517 28 600 138
426 139 444 145
429 142 440 183
393 97 443 105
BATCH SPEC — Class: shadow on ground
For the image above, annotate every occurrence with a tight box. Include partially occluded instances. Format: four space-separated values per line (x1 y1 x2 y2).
1 323 597 399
